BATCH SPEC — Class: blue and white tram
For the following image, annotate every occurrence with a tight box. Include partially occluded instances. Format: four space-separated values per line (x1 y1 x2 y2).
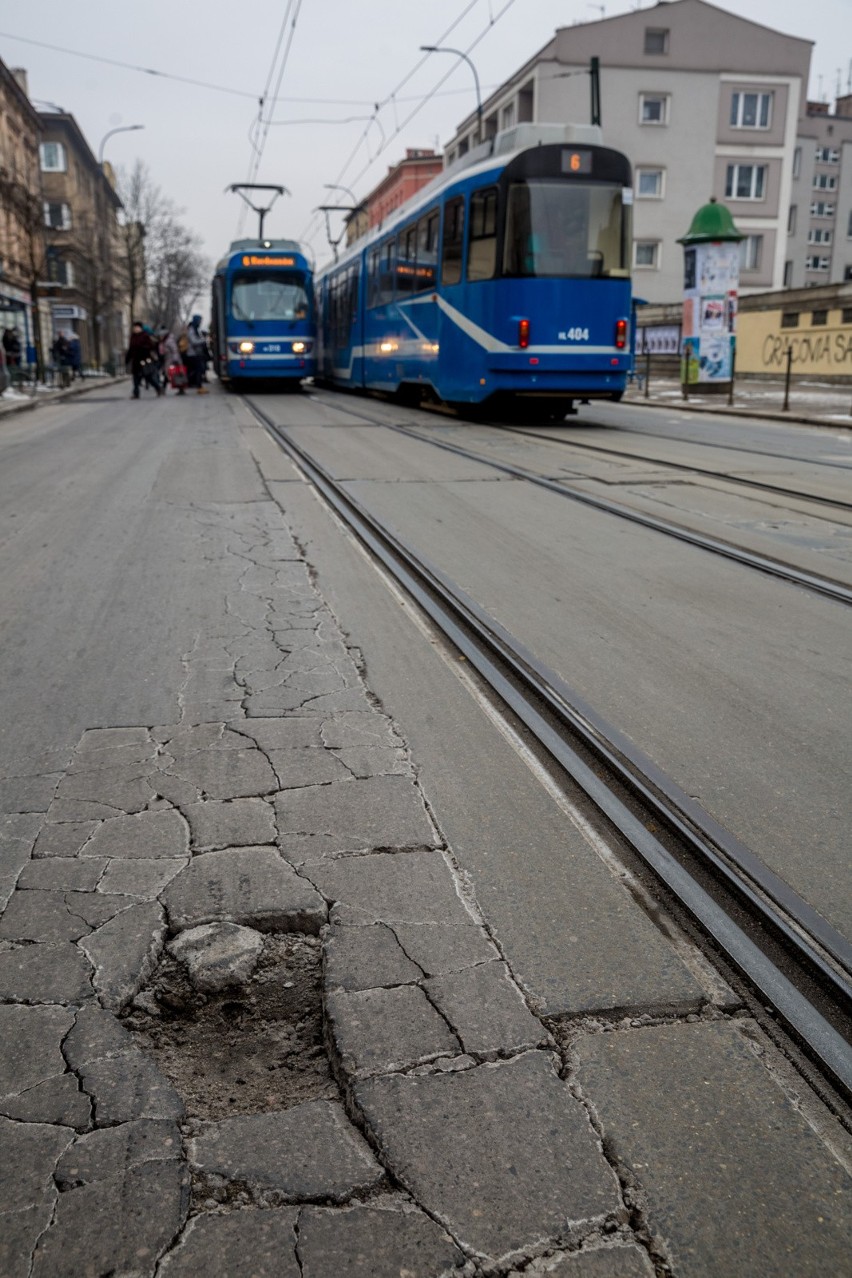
316 125 633 415
211 239 315 388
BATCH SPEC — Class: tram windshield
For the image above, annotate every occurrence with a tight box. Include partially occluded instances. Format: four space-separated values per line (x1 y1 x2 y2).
231 272 310 322
503 180 629 278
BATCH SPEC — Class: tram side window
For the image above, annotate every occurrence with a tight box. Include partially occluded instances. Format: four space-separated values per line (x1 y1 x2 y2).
417 210 439 290
441 197 465 286
396 226 419 296
378 240 396 306
367 248 381 309
467 187 499 281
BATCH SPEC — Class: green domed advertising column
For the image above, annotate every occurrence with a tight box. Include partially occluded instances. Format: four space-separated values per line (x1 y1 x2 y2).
677 198 743 393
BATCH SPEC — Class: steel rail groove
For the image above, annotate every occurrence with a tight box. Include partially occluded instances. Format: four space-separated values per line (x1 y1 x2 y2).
247 397 852 1097
374 420 852 606
494 424 852 513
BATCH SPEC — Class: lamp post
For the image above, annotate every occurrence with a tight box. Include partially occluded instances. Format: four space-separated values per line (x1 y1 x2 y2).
98 124 144 166
420 45 483 143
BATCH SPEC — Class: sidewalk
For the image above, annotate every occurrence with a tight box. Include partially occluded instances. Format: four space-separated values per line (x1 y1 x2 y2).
0 386 849 1277
625 374 852 427
0 373 127 418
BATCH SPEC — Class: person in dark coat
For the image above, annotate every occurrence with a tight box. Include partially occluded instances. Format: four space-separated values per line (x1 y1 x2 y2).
67 334 83 379
2 328 21 366
125 322 160 398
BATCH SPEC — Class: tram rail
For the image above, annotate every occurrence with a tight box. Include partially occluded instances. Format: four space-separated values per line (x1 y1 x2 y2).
245 394 852 1102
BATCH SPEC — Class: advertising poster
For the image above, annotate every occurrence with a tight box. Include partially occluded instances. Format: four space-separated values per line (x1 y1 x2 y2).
681 336 700 384
684 241 739 383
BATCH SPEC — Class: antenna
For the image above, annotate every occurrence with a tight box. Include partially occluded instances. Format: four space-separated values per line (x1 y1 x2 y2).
226 183 288 239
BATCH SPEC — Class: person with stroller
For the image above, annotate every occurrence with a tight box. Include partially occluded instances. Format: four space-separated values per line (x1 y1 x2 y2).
125 321 161 398
185 314 209 394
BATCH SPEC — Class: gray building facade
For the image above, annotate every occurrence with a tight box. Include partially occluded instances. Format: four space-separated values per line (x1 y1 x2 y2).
442 0 849 302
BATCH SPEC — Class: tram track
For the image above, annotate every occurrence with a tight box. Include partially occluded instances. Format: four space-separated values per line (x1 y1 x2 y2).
246 394 852 1102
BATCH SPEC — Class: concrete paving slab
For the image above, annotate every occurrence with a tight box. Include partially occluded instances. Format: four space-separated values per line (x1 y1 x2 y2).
0 1203 57 1278
0 774 61 812
0 1004 75 1096
320 712 403 749
355 1051 621 1264
31 1158 190 1278
183 798 277 851
0 942 93 1004
298 1202 465 1277
96 857 187 896
158 1208 301 1278
327 986 461 1078
267 747 351 789
64 890 139 928
62 1004 136 1069
307 851 472 925
573 1020 852 1276
162 846 326 934
31 820 99 859
0 1073 91 1130
152 724 248 755
425 961 550 1057
81 900 166 1011
0 889 92 942
67 744 159 773
0 834 37 912
390 923 499 975
162 747 278 801
323 922 423 991
54 1119 182 1188
78 728 151 752
17 858 107 891
77 1052 185 1126
0 1116 73 1211
53 765 158 812
536 1244 655 1276
188 1101 384 1200
80 809 188 859
330 746 410 778
236 717 324 750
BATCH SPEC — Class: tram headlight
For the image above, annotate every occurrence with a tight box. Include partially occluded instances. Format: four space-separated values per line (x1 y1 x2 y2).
379 340 398 354
238 340 254 354
292 341 306 354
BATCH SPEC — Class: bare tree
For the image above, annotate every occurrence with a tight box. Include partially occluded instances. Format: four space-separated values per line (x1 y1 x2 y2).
116 161 208 332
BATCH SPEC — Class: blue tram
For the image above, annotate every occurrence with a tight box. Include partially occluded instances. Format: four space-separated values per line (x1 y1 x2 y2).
211 239 315 388
315 125 634 416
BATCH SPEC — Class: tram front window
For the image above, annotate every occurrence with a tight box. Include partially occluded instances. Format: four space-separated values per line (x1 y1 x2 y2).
503 181 628 278
231 272 310 322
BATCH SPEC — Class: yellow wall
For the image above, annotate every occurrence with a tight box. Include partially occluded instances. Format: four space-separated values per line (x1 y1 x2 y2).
736 305 852 376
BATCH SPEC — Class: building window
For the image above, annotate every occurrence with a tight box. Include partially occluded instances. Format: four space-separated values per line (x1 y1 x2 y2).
806 255 830 271
780 312 799 328
813 173 838 191
39 141 66 172
842 305 852 318
811 201 835 218
636 168 665 198
634 241 660 269
738 234 763 271
808 227 833 245
644 28 669 54
845 268 852 283
47 254 74 287
783 261 793 287
501 102 515 130
639 93 669 125
792 147 802 179
730 91 772 129
787 205 797 235
43 201 72 230
811 310 828 325
815 146 840 163
725 163 766 200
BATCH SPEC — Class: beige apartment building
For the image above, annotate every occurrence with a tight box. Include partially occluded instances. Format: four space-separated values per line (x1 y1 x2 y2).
0 63 42 361
442 0 850 302
38 111 126 367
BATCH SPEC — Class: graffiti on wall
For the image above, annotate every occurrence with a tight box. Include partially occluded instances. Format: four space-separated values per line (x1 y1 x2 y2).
760 328 852 370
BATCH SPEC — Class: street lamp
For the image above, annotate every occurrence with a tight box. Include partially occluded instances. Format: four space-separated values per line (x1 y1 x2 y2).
98 125 144 165
420 45 483 143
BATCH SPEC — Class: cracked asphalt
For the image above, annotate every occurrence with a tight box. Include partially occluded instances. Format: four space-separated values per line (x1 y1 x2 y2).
0 385 849 1277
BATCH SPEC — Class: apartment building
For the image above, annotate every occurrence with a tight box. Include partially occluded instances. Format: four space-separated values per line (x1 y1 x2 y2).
442 0 846 303
0 63 42 358
38 111 125 365
788 96 852 288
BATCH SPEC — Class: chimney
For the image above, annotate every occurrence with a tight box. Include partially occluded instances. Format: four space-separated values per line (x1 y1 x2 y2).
11 68 29 98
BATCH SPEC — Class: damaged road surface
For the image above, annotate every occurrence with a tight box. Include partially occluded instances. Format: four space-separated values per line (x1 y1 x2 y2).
0 387 849 1277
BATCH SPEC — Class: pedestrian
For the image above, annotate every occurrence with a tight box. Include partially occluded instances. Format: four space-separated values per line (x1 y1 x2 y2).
185 314 209 394
67 333 83 380
2 327 21 367
159 328 186 394
125 321 159 399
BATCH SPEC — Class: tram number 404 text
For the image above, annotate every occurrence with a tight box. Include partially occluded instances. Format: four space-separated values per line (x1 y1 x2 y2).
559 328 590 341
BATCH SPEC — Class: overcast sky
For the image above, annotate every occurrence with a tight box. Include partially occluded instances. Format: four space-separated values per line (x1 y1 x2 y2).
4 0 850 273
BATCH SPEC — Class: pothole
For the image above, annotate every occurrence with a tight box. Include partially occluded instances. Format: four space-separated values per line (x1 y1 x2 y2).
121 934 338 1119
